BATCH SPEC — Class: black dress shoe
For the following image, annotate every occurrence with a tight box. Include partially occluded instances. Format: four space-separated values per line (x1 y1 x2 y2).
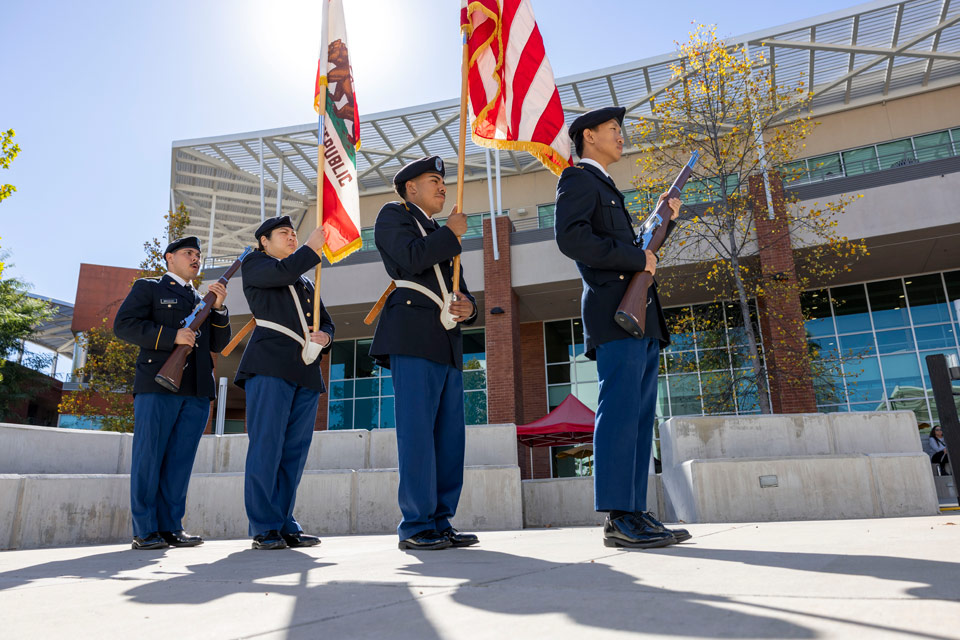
398 530 452 550
160 530 204 547
252 530 288 550
282 532 321 548
603 513 676 549
636 511 692 543
132 532 169 550
440 527 479 547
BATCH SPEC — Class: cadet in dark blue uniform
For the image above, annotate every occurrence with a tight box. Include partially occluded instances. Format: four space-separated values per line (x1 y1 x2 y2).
369 156 480 550
235 216 334 550
554 107 691 549
114 236 231 550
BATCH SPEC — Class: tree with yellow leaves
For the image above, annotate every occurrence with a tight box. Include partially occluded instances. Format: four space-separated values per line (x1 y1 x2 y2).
632 26 867 414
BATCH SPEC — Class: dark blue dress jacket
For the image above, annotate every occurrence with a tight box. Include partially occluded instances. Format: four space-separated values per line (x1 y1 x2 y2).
554 162 673 359
235 247 335 393
114 274 232 399
369 201 477 370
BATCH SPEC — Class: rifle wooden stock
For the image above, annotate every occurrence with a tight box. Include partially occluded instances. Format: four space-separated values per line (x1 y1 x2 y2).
155 247 251 393
614 152 699 338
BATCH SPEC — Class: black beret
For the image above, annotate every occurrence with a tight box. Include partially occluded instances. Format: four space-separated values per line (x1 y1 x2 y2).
393 156 445 189
255 215 294 241
164 236 201 256
569 106 626 153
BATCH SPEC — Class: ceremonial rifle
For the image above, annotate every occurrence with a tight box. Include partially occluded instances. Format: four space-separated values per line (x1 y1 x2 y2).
614 150 700 338
155 247 253 392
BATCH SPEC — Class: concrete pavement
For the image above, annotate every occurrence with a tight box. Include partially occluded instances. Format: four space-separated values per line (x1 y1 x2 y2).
1 515 958 639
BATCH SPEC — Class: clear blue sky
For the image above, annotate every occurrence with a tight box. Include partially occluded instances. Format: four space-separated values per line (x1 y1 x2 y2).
2 0 867 304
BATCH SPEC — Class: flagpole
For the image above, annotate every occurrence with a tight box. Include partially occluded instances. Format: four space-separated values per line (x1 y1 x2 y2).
314 107 326 331
452 32 469 294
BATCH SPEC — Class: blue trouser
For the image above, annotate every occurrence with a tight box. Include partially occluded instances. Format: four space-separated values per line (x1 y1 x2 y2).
391 354 465 540
243 375 320 537
131 393 210 537
593 336 660 512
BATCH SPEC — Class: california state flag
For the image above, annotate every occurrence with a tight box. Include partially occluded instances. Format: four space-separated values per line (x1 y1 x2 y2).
315 0 362 263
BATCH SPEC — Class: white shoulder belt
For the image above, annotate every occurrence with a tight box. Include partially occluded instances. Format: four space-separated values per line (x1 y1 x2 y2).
393 217 457 330
255 284 323 364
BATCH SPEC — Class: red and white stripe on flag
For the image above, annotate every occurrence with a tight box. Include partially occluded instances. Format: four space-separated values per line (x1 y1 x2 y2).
460 0 572 176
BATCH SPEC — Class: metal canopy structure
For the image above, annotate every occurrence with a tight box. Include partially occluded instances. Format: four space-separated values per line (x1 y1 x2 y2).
172 0 960 260
27 294 75 356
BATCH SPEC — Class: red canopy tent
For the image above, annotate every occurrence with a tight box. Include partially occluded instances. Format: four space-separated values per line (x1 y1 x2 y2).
516 394 595 447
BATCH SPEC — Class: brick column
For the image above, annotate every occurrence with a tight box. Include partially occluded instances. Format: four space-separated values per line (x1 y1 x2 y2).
482 217 523 425
519 321 552 479
750 174 818 414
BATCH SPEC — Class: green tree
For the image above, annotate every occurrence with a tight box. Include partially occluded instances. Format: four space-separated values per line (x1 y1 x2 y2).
0 265 55 420
632 26 867 414
57 204 194 431
1 128 23 277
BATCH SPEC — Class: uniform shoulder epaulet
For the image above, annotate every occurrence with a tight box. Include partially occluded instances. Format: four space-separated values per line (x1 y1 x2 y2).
136 276 162 283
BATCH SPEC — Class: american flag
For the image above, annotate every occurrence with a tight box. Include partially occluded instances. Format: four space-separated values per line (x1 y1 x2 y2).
460 0 572 176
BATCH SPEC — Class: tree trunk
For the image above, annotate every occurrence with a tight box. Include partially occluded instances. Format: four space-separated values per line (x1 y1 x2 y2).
728 234 771 414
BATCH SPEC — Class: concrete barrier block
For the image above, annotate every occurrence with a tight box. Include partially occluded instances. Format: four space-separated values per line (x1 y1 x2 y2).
116 433 133 474
367 429 398 469
934 475 956 500
355 468 401 534
522 477 604 528
868 453 940 516
183 473 247 539
0 475 23 549
306 429 368 470
190 435 218 475
0 423 126 474
829 411 923 454
664 455 879 523
290 470 355 535
456 465 523 531
215 434 249 473
465 424 519 467
660 414 832 467
14 475 130 549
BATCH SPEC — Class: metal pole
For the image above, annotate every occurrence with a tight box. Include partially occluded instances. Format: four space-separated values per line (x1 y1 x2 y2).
925 354 960 506
169 189 176 243
747 45 777 221
206 192 217 269
259 137 266 223
485 149 497 250
215 376 229 436
276 159 284 219
492 150 501 260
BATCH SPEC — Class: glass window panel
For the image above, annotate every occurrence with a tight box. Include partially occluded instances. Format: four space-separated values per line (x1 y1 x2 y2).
381 376 394 396
946 270 960 335
694 303 727 349
817 404 849 413
669 374 702 416
914 324 957 351
537 203 555 229
839 333 875 358
781 160 807 184
463 369 487 391
814 361 846 405
575 382 599 411
880 354 923 399
920 349 960 389
572 320 585 354
663 307 696 351
544 320 573 363
807 153 842 180
891 398 931 424
547 363 572 385
702 370 735 415
730 345 762 370
905 274 951 325
734 375 761 413
380 397 396 429
851 401 886 412
547 385 571 410
831 285 871 333
355 339 377 378
841 146 879 176
913 131 952 163
953 129 960 154
808 336 839 361
354 398 379 431
328 400 353 430
874 328 914 354
330 341 355 380
354 378 379 398
667 351 699 374
698 348 729 371
574 359 598 383
464 391 487 425
658 354 667 376
801 289 835 337
656 377 670 417
462 329 486 368
876 139 915 170
867 280 909 329
329 380 354 401
843 356 884 402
